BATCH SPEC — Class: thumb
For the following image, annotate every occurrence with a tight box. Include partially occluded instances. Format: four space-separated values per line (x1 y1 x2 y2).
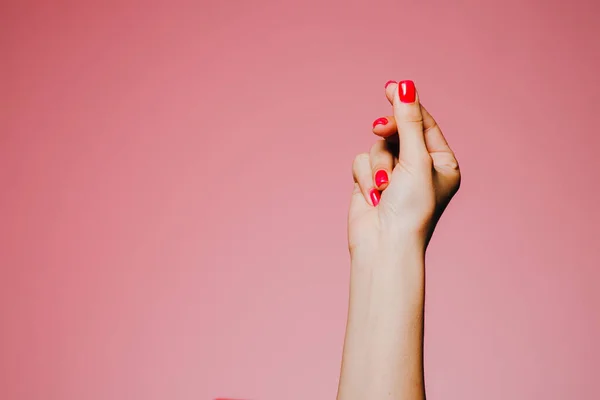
392 80 429 167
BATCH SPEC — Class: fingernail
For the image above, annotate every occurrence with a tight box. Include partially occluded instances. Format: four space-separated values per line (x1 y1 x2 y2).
398 80 416 103
384 80 397 89
375 170 388 187
369 189 381 206
372 117 388 128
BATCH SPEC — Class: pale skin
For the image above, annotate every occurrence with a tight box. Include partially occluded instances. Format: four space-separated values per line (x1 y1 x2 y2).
337 80 461 400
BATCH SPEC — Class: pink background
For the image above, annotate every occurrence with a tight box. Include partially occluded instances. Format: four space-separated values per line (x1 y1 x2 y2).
2 1 599 399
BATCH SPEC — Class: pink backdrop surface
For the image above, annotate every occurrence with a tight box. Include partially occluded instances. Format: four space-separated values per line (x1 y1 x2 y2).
1 1 599 399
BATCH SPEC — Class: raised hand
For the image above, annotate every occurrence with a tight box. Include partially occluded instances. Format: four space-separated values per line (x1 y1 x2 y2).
339 80 461 400
348 80 461 256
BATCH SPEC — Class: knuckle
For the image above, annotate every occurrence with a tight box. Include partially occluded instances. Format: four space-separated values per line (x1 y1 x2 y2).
353 152 369 165
423 121 439 135
352 153 370 179
396 106 424 124
446 158 460 172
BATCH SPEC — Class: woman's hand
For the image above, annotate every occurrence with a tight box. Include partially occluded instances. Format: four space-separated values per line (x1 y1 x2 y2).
348 80 461 258
338 81 461 400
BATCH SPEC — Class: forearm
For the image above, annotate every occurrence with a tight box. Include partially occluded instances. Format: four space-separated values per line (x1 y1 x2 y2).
337 236 426 400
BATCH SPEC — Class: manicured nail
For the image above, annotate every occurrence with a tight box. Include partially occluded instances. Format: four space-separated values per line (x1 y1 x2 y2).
384 80 397 89
398 80 416 103
375 170 388 187
372 117 388 128
369 189 381 206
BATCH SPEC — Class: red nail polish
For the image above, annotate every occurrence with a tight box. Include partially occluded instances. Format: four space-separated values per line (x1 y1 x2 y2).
369 189 381 206
375 170 388 187
384 80 397 89
398 80 416 103
372 117 388 128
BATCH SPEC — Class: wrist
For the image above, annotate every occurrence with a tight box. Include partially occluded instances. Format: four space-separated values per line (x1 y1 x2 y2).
349 234 426 301
350 229 427 269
